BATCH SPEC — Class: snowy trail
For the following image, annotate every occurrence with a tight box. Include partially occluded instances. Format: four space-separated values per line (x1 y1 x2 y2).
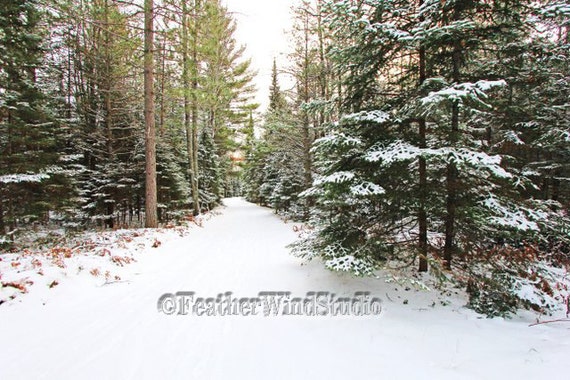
1 198 569 380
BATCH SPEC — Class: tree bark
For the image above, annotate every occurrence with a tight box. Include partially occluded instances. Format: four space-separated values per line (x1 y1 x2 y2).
0 188 5 235
316 0 328 138
301 9 313 213
182 0 192 207
190 0 201 215
418 0 428 273
144 0 158 228
443 5 463 269
104 0 115 229
159 38 166 137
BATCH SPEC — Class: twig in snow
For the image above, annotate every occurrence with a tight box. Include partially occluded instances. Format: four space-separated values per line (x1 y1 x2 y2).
100 279 131 286
528 318 570 327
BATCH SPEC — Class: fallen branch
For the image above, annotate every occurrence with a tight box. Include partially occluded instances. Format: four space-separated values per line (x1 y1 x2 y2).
100 279 131 286
529 318 570 327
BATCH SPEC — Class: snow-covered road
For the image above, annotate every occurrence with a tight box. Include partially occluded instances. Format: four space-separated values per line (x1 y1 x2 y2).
1 198 569 379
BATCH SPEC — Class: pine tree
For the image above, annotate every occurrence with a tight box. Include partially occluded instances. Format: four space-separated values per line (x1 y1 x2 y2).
0 0 64 236
198 127 222 209
244 57 310 218
269 59 288 113
292 0 570 316
245 2 337 219
173 0 256 213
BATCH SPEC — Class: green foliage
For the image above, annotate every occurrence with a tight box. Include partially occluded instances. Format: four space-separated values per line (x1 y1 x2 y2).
0 0 67 234
0 0 256 233
288 0 570 317
466 272 520 318
198 128 223 210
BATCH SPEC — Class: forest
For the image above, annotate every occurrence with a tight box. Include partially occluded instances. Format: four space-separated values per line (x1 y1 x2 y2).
1 0 569 317
0 0 255 233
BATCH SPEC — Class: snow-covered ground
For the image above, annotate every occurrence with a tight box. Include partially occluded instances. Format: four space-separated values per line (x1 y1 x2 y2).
1 198 569 379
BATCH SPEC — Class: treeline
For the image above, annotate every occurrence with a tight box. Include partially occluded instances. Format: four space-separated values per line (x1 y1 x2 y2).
244 0 570 316
0 0 256 237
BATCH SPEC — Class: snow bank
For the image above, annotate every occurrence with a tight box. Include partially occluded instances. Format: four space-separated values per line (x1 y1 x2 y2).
1 198 568 379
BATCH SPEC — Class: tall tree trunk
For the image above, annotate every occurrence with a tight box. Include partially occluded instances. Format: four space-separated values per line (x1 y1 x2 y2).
418 0 428 273
182 0 193 207
301 10 313 207
103 0 113 158
316 0 328 137
0 188 5 235
144 0 158 228
190 0 201 215
5 111 13 235
159 38 166 137
104 0 114 229
418 117 428 272
443 5 463 269
8 196 15 233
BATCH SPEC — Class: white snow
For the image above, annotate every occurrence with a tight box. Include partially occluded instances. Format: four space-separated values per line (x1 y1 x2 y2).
313 171 355 185
342 109 391 124
312 133 363 150
539 3 570 18
0 173 50 184
482 195 550 232
350 182 385 196
366 140 421 164
503 130 526 145
1 198 569 379
365 141 512 179
421 80 507 108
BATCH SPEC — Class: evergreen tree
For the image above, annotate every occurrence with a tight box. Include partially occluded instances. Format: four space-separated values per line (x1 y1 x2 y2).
0 0 65 236
244 59 308 218
198 127 223 209
269 59 288 113
292 0 570 315
245 2 337 220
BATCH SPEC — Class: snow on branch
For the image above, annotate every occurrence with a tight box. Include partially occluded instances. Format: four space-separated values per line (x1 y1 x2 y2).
309 172 384 198
325 255 374 276
420 80 506 112
482 195 549 232
361 20 413 42
312 133 363 153
415 20 477 44
350 182 385 197
538 3 570 19
365 140 421 165
502 130 526 146
365 141 512 179
322 242 375 276
445 148 512 179
0 173 50 184
313 171 356 186
342 110 391 124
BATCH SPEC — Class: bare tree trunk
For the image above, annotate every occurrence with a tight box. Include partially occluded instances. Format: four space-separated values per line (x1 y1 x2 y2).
418 0 428 273
0 188 5 235
104 0 115 229
8 196 16 232
159 38 166 137
190 0 201 215
301 9 313 210
418 119 428 272
144 0 158 228
443 5 463 269
182 0 193 208
316 0 328 137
